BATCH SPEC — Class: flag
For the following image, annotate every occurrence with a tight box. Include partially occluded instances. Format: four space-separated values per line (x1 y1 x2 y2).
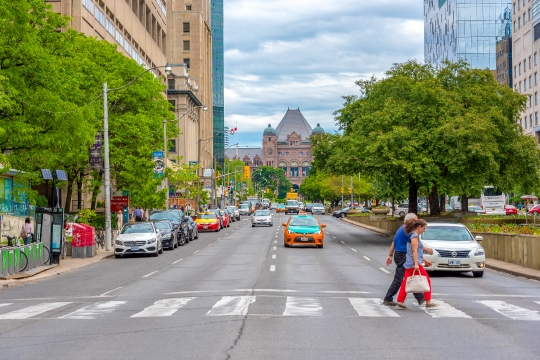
230 126 238 135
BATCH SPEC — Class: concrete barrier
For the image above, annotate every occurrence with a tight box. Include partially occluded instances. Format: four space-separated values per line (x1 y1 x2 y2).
472 232 540 271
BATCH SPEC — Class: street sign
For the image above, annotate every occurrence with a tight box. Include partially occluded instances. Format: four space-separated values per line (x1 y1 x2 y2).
111 196 129 212
122 190 130 197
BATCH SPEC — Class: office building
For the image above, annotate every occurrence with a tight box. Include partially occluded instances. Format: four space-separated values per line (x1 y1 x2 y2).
425 0 512 70
211 0 225 168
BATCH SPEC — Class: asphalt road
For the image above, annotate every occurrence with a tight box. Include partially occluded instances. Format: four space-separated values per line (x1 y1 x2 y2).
0 212 539 360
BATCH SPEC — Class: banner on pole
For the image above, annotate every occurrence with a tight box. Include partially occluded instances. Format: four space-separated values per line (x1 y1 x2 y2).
153 151 164 178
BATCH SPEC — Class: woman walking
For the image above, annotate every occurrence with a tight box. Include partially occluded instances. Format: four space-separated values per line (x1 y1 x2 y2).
396 219 439 310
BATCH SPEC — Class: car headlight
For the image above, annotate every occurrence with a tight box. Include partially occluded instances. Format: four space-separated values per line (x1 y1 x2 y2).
115 240 123 245
287 229 296 234
162 234 171 240
147 238 157 244
473 247 485 256
313 230 321 235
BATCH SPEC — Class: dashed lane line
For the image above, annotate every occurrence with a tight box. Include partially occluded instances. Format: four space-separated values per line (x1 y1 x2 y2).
272 254 276 259
273 247 277 251
379 268 391 274
363 256 371 261
340 241 345 244
270 265 276 272
351 248 357 252
172 259 183 264
143 271 158 278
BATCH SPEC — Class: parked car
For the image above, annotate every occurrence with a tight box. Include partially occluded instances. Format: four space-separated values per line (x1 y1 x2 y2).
196 212 221 232
226 206 240 221
115 222 163 258
186 216 199 241
219 210 231 228
505 205 518 215
149 210 189 245
332 207 350 218
251 209 273 227
238 203 251 216
282 214 326 248
209 209 224 229
153 220 177 250
311 203 325 215
420 223 486 277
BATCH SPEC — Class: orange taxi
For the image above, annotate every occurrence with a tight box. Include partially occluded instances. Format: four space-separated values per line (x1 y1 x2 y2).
276 204 286 213
282 214 326 248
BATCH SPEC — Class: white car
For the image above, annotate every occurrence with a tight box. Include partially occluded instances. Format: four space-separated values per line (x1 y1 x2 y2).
311 203 325 215
298 202 306 211
420 223 485 277
115 222 163 258
251 210 273 227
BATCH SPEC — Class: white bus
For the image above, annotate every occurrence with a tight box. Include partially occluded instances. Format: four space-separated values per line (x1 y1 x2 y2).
480 186 506 215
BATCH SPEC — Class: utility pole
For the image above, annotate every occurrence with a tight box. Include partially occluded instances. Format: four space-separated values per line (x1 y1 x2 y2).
341 175 344 209
350 176 353 206
164 120 169 210
103 83 111 251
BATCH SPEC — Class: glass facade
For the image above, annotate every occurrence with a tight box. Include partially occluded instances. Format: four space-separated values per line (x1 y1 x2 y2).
211 0 225 167
425 0 512 70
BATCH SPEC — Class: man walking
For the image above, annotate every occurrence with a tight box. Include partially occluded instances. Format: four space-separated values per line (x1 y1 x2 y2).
383 213 425 306
134 207 142 222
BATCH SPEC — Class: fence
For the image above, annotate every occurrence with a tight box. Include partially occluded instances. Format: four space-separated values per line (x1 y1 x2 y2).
0 198 36 218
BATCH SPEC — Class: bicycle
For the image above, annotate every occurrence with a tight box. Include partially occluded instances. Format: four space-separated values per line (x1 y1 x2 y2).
95 230 105 250
2 235 29 272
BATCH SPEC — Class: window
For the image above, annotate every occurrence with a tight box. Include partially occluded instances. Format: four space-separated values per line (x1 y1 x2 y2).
289 162 298 177
519 17 521 28
83 0 94 12
183 22 190 33
530 56 532 69
520 62 522 74
186 5 192 10
95 7 105 26
183 58 190 69
525 80 527 91
525 117 528 128
106 18 115 35
168 79 175 90
514 66 517 77
513 3 516 14
168 100 176 112
529 95 532 107
536 112 539 126
285 152 289 156
307 151 311 156
536 72 538 84
521 118 523 128
536 92 538 105
524 59 527 71
169 139 176 153
299 151 304 156
514 21 517 32
519 81 522 92
524 13 526 25
115 31 125 48
278 152 282 156
530 76 532 87
531 115 533 127
183 40 190 51
536 53 538 65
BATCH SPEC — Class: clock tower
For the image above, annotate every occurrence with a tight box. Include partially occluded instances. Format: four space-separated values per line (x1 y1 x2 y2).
262 124 277 167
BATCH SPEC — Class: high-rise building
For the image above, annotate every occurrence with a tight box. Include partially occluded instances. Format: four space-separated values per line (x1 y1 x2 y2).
211 0 225 168
512 0 540 139
424 0 512 70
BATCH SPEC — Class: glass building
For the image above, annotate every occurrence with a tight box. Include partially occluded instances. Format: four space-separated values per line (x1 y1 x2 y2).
425 0 512 70
211 0 225 168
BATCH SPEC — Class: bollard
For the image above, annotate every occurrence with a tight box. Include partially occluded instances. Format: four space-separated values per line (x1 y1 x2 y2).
24 245 33 270
38 242 43 266
1 248 7 276
7 248 15 275
33 244 40 267
14 248 20 274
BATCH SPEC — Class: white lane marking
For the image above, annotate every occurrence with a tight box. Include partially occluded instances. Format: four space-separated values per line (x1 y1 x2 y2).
272 254 276 259
340 241 345 244
333 236 336 239
283 297 323 317
60 301 126 320
536 302 540 305
319 291 370 294
273 247 276 250
143 271 158 278
478 300 540 320
100 287 123 296
274 240 277 243
379 268 391 274
194 250 199 253
131 298 195 318
173 258 183 264
206 296 256 316
270 265 276 272
351 248 357 252
0 302 71 319
207 243 212 246
0 304 12 308
363 256 371 261
418 300 471 318
349 298 400 318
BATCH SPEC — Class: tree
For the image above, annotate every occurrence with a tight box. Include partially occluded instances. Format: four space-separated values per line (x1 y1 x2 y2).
251 166 291 199
314 60 540 215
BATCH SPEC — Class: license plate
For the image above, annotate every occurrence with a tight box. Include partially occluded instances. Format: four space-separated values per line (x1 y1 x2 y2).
131 246 139 251
300 237 309 241
448 259 461 265
204 226 208 229
492 208 496 211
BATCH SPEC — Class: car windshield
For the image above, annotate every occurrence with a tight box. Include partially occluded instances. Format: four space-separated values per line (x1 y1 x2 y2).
154 222 171 230
149 211 181 221
219 211 228 216
289 217 319 227
199 214 217 219
255 210 270 216
239 204 249 209
469 206 481 210
121 223 154 234
313 203 323 207
286 201 298 206
421 226 474 241
227 206 236 211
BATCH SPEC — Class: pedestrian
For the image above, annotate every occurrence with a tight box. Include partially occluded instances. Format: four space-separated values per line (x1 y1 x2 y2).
383 213 424 306
134 207 142 222
20 217 32 245
396 219 439 310
518 203 523 212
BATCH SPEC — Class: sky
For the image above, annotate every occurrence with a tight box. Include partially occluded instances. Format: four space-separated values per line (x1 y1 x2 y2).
223 0 425 148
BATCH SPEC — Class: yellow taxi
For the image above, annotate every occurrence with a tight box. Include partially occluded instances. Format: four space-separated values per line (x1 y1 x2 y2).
282 214 326 248
195 212 220 232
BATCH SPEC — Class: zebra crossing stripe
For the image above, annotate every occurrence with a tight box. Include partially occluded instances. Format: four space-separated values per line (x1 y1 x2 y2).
349 298 400 318
206 296 256 316
0 302 71 319
283 297 323 317
418 300 471 318
131 298 195 318
478 300 540 321
60 301 126 319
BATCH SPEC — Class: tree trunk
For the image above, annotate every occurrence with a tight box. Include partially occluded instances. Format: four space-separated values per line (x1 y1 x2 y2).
429 184 441 216
408 176 418 214
439 193 446 212
91 170 104 210
461 194 468 212
65 179 74 213
77 172 83 212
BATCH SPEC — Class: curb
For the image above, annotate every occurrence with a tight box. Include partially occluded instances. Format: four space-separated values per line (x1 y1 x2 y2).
485 263 540 282
0 264 59 280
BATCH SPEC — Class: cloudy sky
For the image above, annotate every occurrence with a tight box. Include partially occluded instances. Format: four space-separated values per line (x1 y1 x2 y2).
223 0 425 147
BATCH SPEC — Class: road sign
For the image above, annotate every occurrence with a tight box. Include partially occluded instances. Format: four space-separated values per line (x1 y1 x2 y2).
111 196 129 212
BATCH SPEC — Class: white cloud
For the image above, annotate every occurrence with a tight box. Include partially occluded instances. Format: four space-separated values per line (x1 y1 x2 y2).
223 0 424 137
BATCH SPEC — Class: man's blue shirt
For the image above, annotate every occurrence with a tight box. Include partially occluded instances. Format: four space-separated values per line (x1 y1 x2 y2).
393 225 408 253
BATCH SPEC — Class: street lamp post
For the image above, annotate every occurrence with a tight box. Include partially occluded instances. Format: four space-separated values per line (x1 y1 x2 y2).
102 64 173 251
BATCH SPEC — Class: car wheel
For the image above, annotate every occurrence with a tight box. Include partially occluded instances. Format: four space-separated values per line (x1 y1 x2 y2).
169 240 175 251
252 224 255 227
284 243 289 247
318 244 324 248
153 250 158 257
473 271 484 278
340 213 345 218
158 243 163 254
270 223 273 226
115 255 121 259
399 211 405 217
179 235 186 246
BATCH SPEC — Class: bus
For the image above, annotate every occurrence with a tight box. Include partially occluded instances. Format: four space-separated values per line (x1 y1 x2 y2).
480 186 506 215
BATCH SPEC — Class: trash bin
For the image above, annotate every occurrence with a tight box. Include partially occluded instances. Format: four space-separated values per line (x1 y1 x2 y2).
72 223 86 259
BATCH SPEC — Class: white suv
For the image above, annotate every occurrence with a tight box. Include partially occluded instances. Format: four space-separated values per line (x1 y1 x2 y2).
285 200 299 214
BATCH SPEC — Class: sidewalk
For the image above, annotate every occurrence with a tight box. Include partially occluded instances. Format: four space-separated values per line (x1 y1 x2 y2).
0 249 114 287
340 217 540 282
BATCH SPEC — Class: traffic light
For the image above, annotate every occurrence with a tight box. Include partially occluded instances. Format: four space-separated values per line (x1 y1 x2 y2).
227 186 231 191
348 188 352 194
340 188 344 194
223 189 227 196
243 166 251 179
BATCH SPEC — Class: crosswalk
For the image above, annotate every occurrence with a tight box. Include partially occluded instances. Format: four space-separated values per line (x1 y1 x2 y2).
0 296 539 321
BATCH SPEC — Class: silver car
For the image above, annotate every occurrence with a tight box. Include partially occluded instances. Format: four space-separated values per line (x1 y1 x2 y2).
238 203 251 216
251 210 273 227
226 206 240 221
115 222 163 258
311 203 325 215
420 223 486 277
